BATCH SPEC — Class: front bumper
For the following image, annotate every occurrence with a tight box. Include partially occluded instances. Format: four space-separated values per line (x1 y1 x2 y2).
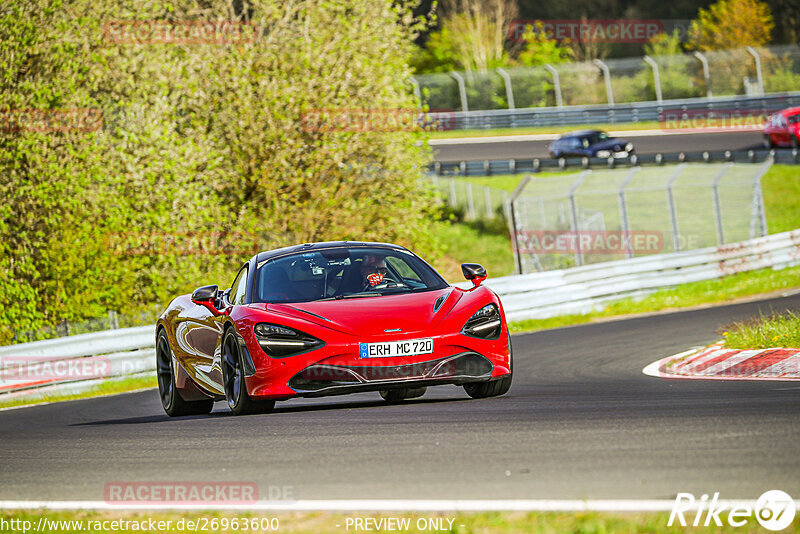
244 332 511 400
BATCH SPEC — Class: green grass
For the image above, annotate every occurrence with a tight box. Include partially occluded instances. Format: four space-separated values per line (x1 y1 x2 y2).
509 264 800 334
0 375 156 410
431 221 515 281
762 164 800 233
723 310 800 349
428 121 664 139
1 510 792 533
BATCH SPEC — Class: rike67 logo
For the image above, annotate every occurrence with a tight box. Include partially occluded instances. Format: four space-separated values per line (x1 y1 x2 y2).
669 490 796 531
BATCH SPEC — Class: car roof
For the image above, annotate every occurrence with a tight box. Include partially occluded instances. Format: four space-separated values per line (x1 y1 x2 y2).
779 107 800 117
252 241 408 264
558 129 605 139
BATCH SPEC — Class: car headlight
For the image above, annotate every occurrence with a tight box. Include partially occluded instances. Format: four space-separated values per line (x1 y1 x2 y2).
462 304 502 339
254 323 323 357
596 150 611 158
625 142 633 152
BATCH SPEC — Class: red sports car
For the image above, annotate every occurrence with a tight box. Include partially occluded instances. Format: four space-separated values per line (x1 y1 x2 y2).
763 107 800 148
156 241 512 416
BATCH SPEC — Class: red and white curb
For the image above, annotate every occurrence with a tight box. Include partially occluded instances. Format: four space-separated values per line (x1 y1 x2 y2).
643 341 800 381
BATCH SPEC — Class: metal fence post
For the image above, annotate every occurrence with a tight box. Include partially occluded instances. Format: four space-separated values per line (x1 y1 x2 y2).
496 68 515 110
450 71 469 113
712 163 733 245
693 51 712 99
618 167 639 258
409 76 421 104
666 164 686 252
643 56 662 103
746 46 765 96
593 59 614 107
449 177 457 207
466 182 476 219
484 187 494 218
569 171 591 266
508 175 533 274
544 64 563 107
750 158 772 238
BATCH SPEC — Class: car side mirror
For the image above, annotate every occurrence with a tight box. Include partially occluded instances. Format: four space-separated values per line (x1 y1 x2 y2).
461 263 487 287
191 285 218 302
191 285 225 315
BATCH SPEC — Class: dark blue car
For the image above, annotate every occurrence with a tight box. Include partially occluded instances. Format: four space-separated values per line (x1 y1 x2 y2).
548 130 634 159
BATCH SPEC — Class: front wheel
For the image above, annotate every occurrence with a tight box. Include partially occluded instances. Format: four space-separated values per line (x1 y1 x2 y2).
464 333 513 399
463 374 512 399
222 329 275 416
764 135 775 149
156 330 214 417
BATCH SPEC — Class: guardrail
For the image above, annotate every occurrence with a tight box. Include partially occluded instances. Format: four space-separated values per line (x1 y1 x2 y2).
0 326 155 400
3 230 800 400
430 148 800 176
467 229 800 322
427 92 800 130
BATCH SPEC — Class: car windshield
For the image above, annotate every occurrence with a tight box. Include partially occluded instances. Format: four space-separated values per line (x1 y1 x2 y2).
254 247 449 303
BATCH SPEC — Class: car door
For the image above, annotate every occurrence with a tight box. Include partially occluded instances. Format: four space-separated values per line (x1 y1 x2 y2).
195 265 250 393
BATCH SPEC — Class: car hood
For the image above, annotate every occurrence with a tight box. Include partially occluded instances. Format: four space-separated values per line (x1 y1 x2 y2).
591 138 629 151
260 288 462 336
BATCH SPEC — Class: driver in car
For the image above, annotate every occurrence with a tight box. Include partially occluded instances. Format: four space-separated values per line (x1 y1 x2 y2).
360 254 390 290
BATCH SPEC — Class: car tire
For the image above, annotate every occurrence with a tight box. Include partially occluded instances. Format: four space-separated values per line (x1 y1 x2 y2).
222 329 275 416
764 135 775 149
156 330 214 417
792 136 799 149
463 332 513 399
379 387 427 403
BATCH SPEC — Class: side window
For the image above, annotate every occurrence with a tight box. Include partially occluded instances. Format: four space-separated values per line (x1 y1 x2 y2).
229 266 249 305
386 256 422 282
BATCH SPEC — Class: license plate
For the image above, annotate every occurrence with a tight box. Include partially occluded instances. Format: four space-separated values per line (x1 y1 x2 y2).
359 338 434 358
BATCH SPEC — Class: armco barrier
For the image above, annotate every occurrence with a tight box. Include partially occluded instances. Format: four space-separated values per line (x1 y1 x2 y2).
466 229 800 322
0 326 155 399
3 230 800 400
426 92 800 130
430 148 800 176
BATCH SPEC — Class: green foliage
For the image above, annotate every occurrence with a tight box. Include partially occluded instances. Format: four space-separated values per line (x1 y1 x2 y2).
516 22 573 67
0 0 438 344
689 0 774 51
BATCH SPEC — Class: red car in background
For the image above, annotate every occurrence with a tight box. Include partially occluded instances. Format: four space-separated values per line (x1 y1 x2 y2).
156 241 513 416
763 107 800 148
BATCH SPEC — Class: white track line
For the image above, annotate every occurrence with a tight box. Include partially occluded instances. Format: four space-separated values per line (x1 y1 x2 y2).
0 499 783 512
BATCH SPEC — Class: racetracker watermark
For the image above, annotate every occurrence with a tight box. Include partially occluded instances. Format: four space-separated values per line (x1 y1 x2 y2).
104 482 293 504
300 109 455 133
0 108 103 133
660 109 774 131
0 356 111 384
508 19 689 44
515 230 665 255
104 230 265 257
669 490 796 531
103 20 258 45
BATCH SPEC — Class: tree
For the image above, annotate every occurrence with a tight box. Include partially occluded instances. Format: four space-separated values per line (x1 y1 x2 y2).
416 0 517 74
689 0 774 51
516 21 574 67
0 0 438 342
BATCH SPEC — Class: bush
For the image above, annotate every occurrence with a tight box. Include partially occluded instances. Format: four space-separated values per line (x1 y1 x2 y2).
0 0 437 343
